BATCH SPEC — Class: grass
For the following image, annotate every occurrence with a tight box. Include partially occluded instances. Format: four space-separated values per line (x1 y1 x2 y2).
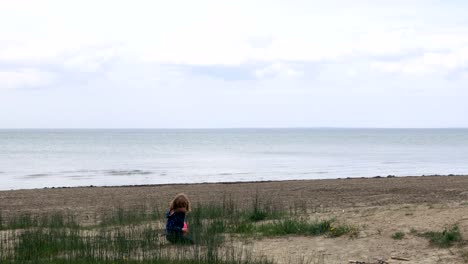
0 218 271 264
330 223 358 238
0 194 354 264
0 261 270 264
420 225 463 248
257 219 331 236
239 218 355 238
391 231 405 240
100 206 161 226
0 211 79 230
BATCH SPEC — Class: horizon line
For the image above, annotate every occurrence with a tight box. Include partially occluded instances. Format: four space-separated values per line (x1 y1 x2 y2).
1 126 468 130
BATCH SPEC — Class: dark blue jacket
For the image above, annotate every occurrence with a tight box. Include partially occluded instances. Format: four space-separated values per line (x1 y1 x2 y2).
165 210 185 236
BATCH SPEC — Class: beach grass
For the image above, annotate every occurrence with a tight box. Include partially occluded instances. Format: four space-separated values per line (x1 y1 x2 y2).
421 225 462 248
257 218 331 236
391 231 405 240
0 194 353 264
100 206 162 227
0 211 79 231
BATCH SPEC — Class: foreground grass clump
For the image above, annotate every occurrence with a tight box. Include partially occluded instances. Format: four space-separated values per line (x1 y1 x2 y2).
257 219 332 236
0 211 79 230
100 206 161 226
5 261 271 264
0 223 272 264
257 218 355 238
0 194 351 264
0 195 277 264
392 231 405 240
421 225 463 248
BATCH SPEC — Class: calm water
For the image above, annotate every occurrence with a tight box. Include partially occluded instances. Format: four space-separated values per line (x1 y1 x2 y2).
0 128 467 190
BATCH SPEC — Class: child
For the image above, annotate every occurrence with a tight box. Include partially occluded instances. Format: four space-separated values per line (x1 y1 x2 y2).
165 193 193 244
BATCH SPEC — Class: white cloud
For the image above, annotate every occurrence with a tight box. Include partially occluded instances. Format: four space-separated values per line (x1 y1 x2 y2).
371 47 468 75
1 0 467 67
422 49 468 70
254 62 303 79
62 45 123 73
1 0 468 127
0 69 56 90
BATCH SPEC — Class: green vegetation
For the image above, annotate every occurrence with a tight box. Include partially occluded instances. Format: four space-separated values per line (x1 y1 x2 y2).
0 195 354 264
100 206 161 226
420 225 463 248
391 231 405 240
257 219 332 236
0 211 79 230
0 261 269 264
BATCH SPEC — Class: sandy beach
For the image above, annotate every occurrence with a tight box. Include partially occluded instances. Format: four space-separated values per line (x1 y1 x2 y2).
2 175 468 263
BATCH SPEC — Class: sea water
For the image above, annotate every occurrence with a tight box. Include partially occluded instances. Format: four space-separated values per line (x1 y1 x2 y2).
0 128 467 190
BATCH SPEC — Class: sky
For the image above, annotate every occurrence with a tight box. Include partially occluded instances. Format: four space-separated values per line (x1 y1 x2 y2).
0 0 467 128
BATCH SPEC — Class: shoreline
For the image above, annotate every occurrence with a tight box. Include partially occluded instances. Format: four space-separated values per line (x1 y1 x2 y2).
1 173 467 192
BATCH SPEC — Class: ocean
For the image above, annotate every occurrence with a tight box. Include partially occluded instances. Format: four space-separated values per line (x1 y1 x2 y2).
0 128 467 190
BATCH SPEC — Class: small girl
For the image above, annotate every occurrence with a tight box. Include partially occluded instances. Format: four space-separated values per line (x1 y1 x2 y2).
165 193 193 244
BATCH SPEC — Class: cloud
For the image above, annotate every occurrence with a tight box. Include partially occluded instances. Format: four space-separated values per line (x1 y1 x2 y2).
1 0 468 128
0 0 467 75
0 44 125 90
62 45 124 73
0 68 56 90
172 62 304 81
371 47 468 75
0 1 465 67
173 65 256 81
254 62 303 79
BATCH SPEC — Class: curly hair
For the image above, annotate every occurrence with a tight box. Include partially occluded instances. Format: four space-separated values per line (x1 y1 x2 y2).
169 193 191 212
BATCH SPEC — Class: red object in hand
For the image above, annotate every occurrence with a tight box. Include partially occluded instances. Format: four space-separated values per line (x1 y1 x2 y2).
182 222 188 234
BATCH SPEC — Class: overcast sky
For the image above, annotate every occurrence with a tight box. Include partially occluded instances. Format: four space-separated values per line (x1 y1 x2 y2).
0 0 467 128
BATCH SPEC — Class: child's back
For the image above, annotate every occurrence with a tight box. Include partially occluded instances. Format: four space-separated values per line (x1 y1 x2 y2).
165 194 193 244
